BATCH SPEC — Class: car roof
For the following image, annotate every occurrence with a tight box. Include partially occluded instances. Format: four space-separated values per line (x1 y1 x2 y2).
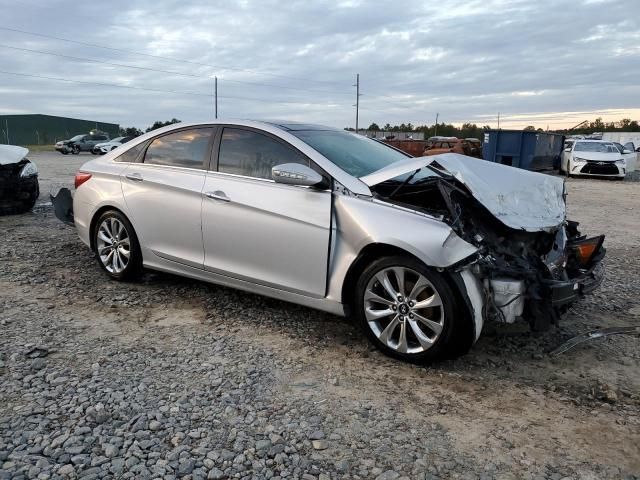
260 120 340 131
574 139 613 143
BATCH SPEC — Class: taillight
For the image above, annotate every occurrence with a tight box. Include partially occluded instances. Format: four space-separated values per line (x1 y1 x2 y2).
74 172 92 189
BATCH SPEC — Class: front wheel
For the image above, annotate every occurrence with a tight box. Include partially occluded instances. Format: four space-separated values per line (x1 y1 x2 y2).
72 145 80 155
354 256 473 363
94 210 142 281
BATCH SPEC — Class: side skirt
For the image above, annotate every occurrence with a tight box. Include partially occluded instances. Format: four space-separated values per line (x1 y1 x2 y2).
143 257 347 317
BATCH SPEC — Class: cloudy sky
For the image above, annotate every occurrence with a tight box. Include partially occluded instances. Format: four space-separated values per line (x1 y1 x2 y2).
0 0 639 130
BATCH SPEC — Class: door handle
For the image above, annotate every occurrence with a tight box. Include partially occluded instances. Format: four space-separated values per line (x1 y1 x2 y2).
125 172 143 182
205 191 230 202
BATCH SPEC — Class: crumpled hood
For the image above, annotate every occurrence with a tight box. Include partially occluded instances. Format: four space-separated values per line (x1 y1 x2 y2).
361 153 566 232
0 145 29 165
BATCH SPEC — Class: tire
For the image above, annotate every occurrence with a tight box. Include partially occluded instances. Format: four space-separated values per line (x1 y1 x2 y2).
354 255 472 364
564 160 571 177
72 145 80 155
93 210 143 281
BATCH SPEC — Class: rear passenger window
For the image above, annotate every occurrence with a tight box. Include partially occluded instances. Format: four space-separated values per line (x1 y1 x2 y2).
114 142 146 163
218 128 309 179
144 128 213 169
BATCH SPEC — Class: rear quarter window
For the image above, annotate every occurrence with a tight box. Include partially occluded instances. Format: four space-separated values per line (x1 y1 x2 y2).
114 142 146 163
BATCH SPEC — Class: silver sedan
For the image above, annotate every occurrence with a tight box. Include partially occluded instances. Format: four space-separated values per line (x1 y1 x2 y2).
53 120 605 363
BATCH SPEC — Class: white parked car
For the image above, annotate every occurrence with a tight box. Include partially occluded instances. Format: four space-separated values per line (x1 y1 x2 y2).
561 140 632 178
92 136 135 155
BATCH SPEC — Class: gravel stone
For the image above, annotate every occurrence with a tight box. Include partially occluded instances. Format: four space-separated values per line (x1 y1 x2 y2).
0 154 637 480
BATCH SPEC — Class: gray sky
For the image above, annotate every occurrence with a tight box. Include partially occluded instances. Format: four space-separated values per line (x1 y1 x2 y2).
0 0 639 130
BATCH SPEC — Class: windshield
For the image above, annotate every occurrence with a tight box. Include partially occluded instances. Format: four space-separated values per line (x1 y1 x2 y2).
70 135 85 141
291 129 410 177
574 142 618 153
111 137 124 143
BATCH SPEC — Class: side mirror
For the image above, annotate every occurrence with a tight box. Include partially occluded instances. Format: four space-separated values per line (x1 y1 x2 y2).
272 163 325 187
622 149 632 154
564 147 572 152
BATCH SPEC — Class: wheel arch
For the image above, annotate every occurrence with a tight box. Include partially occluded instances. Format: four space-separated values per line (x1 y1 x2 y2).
342 242 477 358
341 243 473 318
89 205 134 252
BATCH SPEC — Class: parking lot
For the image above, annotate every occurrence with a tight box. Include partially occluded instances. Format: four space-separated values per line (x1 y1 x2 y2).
1 151 639 479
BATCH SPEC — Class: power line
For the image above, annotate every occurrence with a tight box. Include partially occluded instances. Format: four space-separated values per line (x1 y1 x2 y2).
0 69 210 96
0 44 201 78
0 69 341 107
0 43 352 97
0 26 348 88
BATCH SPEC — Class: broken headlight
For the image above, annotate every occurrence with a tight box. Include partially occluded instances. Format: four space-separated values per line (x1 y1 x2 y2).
20 161 38 177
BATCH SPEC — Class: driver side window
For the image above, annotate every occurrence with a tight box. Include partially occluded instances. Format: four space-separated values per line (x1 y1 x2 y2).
217 128 310 180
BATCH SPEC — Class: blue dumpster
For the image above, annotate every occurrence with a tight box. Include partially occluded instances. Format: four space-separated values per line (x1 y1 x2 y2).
482 130 565 171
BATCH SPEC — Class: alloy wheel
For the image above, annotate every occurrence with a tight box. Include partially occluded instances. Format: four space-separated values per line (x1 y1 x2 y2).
96 217 131 274
364 266 445 354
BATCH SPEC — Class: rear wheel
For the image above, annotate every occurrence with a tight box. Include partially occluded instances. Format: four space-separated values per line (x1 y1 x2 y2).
94 210 142 281
354 256 472 363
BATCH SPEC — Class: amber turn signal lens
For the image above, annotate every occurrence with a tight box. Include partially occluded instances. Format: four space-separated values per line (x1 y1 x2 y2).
74 172 92 189
576 242 598 264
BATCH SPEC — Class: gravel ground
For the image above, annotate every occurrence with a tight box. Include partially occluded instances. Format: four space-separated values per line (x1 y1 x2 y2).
1 152 639 480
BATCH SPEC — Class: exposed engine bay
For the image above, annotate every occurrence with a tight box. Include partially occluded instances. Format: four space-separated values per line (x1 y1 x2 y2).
369 158 605 331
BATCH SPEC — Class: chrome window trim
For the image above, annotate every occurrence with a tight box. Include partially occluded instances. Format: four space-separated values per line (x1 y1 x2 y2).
206 169 331 192
120 162 208 174
104 120 372 196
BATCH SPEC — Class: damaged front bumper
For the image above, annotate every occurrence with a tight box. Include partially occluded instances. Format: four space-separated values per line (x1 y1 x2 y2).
546 260 605 306
466 230 606 330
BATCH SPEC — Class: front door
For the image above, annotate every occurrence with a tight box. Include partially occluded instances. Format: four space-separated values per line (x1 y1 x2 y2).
121 127 214 268
202 127 332 297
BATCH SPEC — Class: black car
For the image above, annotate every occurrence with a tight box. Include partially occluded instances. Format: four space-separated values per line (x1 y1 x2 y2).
0 146 39 215
55 133 110 155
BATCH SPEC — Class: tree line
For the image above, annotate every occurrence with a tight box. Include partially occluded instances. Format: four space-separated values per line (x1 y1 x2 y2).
119 118 181 137
356 117 640 139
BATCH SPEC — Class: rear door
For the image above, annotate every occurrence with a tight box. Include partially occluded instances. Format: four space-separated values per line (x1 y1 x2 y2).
201 126 332 297
121 127 215 267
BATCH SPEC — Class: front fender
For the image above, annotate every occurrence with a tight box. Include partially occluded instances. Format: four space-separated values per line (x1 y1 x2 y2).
327 194 478 303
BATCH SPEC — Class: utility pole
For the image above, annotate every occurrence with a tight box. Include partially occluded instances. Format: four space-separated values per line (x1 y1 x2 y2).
353 73 361 133
5 119 9 145
497 113 500 130
434 113 439 136
214 76 218 119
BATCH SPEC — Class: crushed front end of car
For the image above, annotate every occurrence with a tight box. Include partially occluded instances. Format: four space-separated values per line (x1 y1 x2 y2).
364 153 605 332
0 145 40 215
